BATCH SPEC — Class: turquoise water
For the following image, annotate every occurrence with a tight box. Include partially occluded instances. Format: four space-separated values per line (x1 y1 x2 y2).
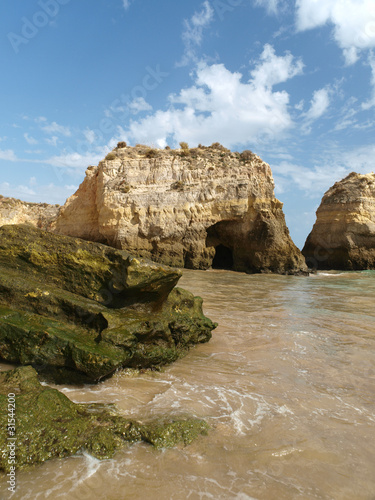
1 270 375 499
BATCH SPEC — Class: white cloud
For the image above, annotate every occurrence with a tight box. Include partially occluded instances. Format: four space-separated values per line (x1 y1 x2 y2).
304 87 331 121
83 129 96 144
124 45 303 148
273 144 375 196
362 51 375 108
45 136 59 147
178 1 214 66
0 182 35 197
0 149 17 161
25 149 44 155
17 186 36 196
64 184 78 191
122 0 132 9
250 44 304 88
254 0 281 14
296 0 375 64
128 97 152 114
24 133 38 145
45 151 105 169
41 121 71 137
295 99 304 110
273 161 349 195
0 180 75 205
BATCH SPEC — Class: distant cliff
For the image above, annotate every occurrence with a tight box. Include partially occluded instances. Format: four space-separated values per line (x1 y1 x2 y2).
0 195 59 230
55 143 307 274
303 172 375 270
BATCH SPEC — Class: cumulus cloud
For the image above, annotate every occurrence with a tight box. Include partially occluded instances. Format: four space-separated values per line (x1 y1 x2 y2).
250 44 304 87
273 144 375 195
295 0 375 64
41 121 71 137
122 0 132 9
0 149 17 161
128 97 153 114
178 1 214 66
123 44 303 148
83 129 96 144
24 133 38 145
254 0 282 14
45 136 59 147
45 151 105 169
304 87 331 125
362 51 375 108
0 180 36 198
0 180 76 205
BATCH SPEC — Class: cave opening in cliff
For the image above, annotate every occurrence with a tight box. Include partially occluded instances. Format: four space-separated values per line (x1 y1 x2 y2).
212 244 234 270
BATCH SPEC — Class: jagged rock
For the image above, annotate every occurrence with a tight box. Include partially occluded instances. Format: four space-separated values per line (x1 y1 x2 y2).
0 366 209 471
302 172 375 270
0 195 59 230
0 225 216 382
55 144 307 274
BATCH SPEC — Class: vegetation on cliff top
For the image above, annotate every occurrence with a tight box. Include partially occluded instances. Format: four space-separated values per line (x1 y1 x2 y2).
102 142 259 163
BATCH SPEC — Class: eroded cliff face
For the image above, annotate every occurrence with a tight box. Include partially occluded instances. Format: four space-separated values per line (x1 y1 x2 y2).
0 195 59 230
302 172 375 270
55 144 307 274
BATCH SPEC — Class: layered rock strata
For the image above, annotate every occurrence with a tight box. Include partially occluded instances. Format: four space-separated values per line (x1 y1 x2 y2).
303 172 375 270
0 224 216 383
0 366 209 471
55 144 307 274
0 195 59 230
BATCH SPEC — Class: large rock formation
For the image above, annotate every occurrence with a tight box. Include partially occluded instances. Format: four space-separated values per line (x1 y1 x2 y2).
302 172 375 270
0 366 209 471
55 144 307 274
0 224 216 383
0 195 59 230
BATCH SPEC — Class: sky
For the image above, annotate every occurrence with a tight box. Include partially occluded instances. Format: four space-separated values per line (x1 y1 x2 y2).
1 0 375 248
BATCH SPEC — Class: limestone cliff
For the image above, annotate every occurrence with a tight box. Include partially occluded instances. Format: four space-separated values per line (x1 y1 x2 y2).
302 172 375 270
55 144 307 274
0 195 59 230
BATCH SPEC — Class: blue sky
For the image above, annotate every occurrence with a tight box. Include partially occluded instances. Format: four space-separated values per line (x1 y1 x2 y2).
1 0 375 248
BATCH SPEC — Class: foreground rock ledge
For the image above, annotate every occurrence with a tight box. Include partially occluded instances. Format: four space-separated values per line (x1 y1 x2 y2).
0 224 216 383
55 144 307 275
303 172 375 270
0 366 209 472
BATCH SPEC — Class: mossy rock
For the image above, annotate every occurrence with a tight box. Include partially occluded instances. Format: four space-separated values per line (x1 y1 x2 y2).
140 418 209 448
0 367 209 471
0 225 217 382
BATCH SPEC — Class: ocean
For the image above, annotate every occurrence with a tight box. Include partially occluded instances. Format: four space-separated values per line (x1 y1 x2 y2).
1 269 375 499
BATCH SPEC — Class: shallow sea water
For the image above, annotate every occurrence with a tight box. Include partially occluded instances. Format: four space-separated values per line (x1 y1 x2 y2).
1 269 375 500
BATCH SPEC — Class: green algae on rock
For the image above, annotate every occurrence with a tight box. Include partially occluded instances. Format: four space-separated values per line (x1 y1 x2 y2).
0 366 210 471
0 225 216 382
